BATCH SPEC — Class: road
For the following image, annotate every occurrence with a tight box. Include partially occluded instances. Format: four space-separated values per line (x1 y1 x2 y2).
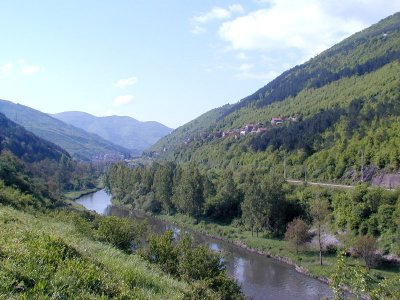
287 179 357 189
286 179 395 191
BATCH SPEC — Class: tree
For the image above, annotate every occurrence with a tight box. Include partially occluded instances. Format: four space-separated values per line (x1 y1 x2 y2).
241 182 261 237
285 218 309 253
354 235 378 269
310 194 330 265
242 174 287 237
153 162 174 214
173 164 204 223
207 170 241 222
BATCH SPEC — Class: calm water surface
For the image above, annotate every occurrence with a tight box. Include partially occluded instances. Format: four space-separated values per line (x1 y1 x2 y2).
77 190 333 300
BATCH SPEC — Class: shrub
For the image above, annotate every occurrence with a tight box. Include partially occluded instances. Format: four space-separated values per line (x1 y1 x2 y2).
354 235 379 269
96 216 147 252
284 218 309 253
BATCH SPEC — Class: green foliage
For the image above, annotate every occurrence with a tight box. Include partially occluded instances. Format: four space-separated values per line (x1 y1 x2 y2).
0 205 189 299
96 215 147 252
141 230 179 275
241 174 289 237
173 164 205 222
330 252 400 300
140 231 244 300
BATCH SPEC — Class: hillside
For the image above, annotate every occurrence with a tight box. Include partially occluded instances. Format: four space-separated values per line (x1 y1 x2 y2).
0 100 130 161
52 111 172 154
149 12 400 187
0 112 69 163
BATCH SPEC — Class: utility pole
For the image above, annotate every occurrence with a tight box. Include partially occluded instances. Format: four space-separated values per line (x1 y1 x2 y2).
283 153 287 180
360 149 364 183
304 165 307 184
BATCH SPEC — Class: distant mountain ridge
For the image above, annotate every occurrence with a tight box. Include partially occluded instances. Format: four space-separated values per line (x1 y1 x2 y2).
52 111 172 153
0 100 130 161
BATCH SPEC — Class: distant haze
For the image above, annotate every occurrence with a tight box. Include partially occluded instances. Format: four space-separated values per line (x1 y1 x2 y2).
53 111 172 152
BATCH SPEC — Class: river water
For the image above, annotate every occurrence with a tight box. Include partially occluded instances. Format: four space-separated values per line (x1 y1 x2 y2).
77 190 333 300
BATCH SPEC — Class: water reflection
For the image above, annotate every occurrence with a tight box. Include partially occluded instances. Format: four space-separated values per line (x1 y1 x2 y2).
76 190 334 300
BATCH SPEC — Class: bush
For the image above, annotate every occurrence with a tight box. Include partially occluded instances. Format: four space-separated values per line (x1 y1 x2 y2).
96 216 147 252
141 231 244 299
353 235 379 268
326 244 338 255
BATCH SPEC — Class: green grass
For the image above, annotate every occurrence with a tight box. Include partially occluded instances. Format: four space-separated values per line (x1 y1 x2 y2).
0 206 189 299
63 188 99 200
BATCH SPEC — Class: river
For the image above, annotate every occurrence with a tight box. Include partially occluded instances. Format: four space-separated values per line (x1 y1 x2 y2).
76 190 334 300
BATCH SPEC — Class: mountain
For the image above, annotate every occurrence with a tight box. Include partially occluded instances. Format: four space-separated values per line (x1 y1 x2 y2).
0 112 69 163
52 111 172 153
149 12 400 186
0 100 130 161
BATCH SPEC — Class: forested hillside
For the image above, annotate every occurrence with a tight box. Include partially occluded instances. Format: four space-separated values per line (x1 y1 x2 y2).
53 111 172 155
0 100 130 161
0 112 101 199
0 112 68 163
149 12 400 187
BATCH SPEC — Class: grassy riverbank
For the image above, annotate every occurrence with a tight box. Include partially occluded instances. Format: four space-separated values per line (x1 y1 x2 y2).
158 213 399 283
0 205 190 299
63 188 100 200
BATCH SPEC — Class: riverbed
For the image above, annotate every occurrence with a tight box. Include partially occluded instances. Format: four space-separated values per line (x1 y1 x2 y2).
76 190 334 300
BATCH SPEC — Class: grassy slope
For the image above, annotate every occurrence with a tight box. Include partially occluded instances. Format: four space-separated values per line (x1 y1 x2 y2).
0 206 189 299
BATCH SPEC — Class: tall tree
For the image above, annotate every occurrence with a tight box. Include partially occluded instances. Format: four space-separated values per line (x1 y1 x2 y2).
153 162 175 214
207 170 240 221
310 194 330 265
173 164 204 222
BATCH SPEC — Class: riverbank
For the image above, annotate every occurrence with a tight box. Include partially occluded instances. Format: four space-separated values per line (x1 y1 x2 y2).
75 191 397 296
63 188 101 211
156 213 398 285
157 214 332 283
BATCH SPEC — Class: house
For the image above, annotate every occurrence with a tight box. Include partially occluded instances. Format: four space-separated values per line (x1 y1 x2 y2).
271 117 283 126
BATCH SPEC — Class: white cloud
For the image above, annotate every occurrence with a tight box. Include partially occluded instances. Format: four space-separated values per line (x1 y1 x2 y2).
21 65 41 75
219 0 400 57
238 63 253 72
1 62 13 77
191 4 245 34
191 25 206 35
253 0 272 4
114 76 138 88
113 95 133 107
193 7 231 24
228 4 245 14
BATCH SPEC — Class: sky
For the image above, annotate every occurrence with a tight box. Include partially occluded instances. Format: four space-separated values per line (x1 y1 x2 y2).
0 1 399 128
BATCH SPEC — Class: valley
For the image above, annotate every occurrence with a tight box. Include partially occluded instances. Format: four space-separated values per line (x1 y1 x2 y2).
1 9 400 300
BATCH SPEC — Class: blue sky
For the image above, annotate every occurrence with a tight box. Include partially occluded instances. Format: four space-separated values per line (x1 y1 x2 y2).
0 1 399 128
